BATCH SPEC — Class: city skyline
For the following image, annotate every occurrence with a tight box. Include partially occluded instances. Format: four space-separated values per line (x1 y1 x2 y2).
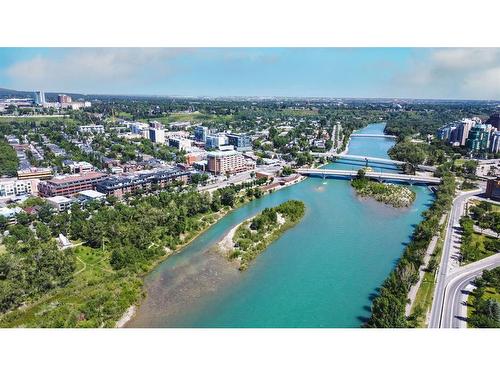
1 48 500 100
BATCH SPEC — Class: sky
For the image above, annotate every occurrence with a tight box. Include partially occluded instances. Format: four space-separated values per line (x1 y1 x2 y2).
0 48 499 100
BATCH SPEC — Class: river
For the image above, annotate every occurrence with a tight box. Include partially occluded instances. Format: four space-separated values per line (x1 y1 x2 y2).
128 123 434 327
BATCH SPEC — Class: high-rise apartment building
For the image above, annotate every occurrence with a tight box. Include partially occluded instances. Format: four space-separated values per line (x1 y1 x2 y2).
490 131 500 154
465 124 489 153
34 90 46 105
194 126 209 142
58 94 72 104
227 133 252 151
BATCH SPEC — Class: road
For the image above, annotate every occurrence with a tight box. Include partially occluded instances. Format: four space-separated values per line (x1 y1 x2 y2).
440 253 500 328
428 188 485 328
197 170 253 192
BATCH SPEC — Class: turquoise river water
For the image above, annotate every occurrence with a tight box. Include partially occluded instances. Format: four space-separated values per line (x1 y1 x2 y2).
128 123 434 328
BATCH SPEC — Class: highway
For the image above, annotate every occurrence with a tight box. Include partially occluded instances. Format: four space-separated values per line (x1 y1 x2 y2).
440 253 500 328
428 188 487 328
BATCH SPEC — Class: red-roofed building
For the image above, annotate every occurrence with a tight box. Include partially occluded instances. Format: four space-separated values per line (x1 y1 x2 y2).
38 172 107 197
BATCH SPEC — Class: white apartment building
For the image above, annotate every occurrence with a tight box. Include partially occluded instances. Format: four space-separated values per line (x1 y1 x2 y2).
0 178 39 200
64 161 95 174
46 196 73 212
78 125 105 134
149 127 166 144
490 131 500 154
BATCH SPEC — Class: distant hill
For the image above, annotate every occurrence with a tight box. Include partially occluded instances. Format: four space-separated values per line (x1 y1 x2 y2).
0 87 34 98
0 87 87 101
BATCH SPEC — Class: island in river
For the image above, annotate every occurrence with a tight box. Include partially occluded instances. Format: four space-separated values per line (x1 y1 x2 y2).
351 171 416 208
218 200 306 270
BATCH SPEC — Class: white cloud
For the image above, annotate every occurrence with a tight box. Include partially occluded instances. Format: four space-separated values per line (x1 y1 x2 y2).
5 48 192 93
393 48 500 99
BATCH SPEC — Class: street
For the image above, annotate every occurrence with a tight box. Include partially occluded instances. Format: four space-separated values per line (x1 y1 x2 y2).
428 188 484 328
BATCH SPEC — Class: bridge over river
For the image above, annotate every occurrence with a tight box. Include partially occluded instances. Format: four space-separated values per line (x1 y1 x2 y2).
296 168 442 185
350 134 397 139
311 152 437 172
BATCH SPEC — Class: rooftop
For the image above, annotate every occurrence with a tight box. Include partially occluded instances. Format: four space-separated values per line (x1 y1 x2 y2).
47 172 107 185
46 196 72 204
78 190 105 199
207 150 240 157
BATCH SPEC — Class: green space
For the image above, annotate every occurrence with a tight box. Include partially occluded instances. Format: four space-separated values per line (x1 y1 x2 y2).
227 200 306 271
461 232 498 265
409 230 445 328
140 112 233 125
0 246 140 328
0 116 74 125
0 139 19 177
460 207 499 265
0 181 268 327
279 108 320 117
467 267 500 328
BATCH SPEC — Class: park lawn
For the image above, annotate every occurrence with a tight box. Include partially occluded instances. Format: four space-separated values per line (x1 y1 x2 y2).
467 286 500 325
0 245 140 328
0 116 73 124
280 108 320 117
461 233 497 266
116 111 134 120
0 208 234 328
490 203 500 213
411 235 444 327
0 244 6 255
470 199 500 212
454 159 466 167
140 112 233 125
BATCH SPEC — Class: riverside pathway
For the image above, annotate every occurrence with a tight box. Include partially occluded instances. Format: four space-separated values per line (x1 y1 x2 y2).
405 214 447 317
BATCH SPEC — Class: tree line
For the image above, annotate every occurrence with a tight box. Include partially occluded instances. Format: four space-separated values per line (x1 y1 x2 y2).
366 174 456 327
0 183 252 318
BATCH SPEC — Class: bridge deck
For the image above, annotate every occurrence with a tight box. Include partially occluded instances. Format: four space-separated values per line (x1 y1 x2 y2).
350 134 397 138
296 168 441 184
311 153 437 172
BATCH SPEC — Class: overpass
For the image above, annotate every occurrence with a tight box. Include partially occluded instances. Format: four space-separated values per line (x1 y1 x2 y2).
311 152 437 172
296 168 442 185
350 134 397 139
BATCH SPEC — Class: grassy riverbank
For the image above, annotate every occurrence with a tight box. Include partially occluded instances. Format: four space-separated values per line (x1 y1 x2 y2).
408 219 446 327
351 177 416 208
0 208 230 328
366 173 456 328
220 200 306 271
467 267 500 328
0 176 303 328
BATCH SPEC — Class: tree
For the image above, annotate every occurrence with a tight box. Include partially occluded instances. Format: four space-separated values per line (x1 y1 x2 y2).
0 215 7 230
36 222 51 241
367 292 407 328
357 168 366 179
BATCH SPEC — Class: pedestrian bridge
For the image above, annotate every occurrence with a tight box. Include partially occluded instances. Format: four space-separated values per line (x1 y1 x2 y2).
296 168 442 185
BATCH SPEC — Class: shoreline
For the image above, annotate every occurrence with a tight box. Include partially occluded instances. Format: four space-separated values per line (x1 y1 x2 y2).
217 215 256 257
120 174 309 328
116 305 136 328
216 201 305 271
